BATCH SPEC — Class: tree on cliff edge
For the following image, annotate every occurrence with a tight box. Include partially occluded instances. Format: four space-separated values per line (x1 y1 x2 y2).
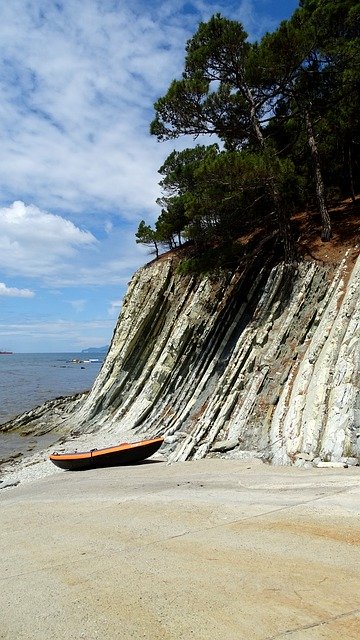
135 220 159 258
150 14 295 262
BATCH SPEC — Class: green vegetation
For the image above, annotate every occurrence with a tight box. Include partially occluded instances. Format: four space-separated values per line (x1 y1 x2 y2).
136 1 360 271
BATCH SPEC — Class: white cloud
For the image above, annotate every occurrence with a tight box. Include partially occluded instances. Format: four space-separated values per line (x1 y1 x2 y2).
108 299 123 317
0 282 34 298
0 0 269 223
104 221 114 235
0 200 149 287
0 201 96 279
68 299 86 313
0 1 186 218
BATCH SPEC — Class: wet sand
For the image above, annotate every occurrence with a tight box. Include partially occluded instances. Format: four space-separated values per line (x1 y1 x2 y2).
1 458 359 639
0 432 61 467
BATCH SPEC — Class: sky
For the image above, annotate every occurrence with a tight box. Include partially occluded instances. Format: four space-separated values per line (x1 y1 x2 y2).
0 0 299 352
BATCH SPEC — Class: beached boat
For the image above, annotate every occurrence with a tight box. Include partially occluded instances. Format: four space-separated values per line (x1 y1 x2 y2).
49 437 164 471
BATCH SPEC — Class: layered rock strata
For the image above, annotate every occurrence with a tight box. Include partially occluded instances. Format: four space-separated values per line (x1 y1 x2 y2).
3 249 360 466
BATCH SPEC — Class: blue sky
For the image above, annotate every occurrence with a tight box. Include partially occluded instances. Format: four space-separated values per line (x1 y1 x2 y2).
0 0 299 352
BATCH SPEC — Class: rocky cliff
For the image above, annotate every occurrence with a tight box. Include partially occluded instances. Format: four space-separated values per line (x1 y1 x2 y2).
3 246 360 467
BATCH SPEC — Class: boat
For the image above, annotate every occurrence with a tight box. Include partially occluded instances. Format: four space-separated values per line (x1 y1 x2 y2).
0 351 13 354
49 437 164 471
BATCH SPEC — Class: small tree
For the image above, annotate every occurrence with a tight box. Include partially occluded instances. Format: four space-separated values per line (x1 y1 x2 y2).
155 198 187 248
135 220 159 258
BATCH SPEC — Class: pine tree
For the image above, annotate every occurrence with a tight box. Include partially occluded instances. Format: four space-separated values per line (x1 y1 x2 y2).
151 14 295 262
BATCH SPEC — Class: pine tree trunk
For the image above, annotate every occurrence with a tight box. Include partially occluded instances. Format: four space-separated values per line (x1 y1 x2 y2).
348 144 356 203
304 110 331 241
245 86 295 263
270 181 294 263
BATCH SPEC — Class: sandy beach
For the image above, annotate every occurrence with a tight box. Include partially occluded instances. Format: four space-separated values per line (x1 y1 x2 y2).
1 456 359 639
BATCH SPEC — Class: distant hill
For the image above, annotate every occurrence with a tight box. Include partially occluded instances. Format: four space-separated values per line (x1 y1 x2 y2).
81 346 109 354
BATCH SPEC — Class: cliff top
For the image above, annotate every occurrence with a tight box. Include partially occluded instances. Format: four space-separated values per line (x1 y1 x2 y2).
149 195 359 273
295 196 359 267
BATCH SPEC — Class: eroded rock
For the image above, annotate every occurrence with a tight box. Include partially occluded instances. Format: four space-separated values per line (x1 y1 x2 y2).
2 250 359 467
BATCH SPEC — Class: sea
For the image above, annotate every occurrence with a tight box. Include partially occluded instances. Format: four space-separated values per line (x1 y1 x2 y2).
0 353 103 463
0 352 104 424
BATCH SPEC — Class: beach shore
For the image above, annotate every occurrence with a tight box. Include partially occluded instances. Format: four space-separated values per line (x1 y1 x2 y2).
0 418 137 489
1 457 359 639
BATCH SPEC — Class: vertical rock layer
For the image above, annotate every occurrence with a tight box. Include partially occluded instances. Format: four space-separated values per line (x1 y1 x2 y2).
74 250 359 466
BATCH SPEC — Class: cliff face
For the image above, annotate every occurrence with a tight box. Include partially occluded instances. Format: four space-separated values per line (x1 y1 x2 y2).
71 248 359 466
3 247 359 467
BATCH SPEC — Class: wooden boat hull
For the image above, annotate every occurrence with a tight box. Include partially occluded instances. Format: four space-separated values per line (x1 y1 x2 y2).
49 438 164 471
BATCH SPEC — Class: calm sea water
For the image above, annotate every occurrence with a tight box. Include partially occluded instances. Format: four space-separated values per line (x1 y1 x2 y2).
0 352 103 425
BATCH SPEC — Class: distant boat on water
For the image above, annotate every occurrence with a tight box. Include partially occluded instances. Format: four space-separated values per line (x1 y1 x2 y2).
0 350 13 354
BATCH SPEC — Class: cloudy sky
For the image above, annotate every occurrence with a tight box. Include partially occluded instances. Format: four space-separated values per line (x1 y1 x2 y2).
0 0 299 352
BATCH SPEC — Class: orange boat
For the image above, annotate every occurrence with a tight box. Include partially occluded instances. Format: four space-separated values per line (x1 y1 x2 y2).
49 437 164 471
